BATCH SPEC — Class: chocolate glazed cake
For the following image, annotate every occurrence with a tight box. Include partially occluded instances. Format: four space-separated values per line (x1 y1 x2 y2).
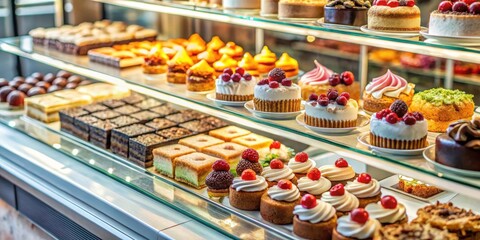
324 0 371 26
435 117 480 171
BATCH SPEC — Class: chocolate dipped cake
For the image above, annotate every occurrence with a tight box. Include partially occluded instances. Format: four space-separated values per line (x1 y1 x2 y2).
324 0 371 26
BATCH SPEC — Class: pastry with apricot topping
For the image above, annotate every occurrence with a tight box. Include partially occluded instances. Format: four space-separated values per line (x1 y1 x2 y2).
142 44 169 75
254 46 277 76
186 59 216 92
238 52 260 77
167 48 194 84
213 54 238 76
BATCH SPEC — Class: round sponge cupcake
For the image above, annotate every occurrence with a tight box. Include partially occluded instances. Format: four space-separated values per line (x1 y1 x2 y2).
254 68 301 112
305 89 359 128
216 67 256 102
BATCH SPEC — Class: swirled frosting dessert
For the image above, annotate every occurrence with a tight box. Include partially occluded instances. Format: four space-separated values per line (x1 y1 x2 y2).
206 160 234 198
365 195 407 225
238 52 259 77
409 88 474 132
345 173 382 208
254 68 301 113
213 54 237 77
215 67 255 102
288 152 316 178
229 169 268 210
258 140 295 166
299 60 360 100
293 194 337 240
261 159 297 186
167 47 193 84
363 69 415 113
260 180 301 224
333 208 381 240
297 168 331 198
305 89 359 128
143 44 169 75
275 53 299 79
370 100 428 150
254 46 277 76
321 184 359 216
318 158 357 185
435 117 480 171
186 59 215 92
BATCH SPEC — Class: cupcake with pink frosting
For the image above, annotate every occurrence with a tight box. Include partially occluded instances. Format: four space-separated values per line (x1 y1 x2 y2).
299 60 360 100
363 69 415 113
365 195 408 226
333 208 381 240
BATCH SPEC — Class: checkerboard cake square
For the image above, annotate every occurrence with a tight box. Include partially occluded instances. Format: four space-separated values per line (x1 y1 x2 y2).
202 142 247 168
111 124 155 158
73 115 99 141
113 105 141 115
131 110 161 123
59 107 88 133
89 119 118 149
153 144 195 178
174 152 217 189
231 133 274 150
209 126 251 141
91 110 121 120
179 134 225 151
128 133 167 168
150 104 179 117
145 118 177 130
134 98 164 110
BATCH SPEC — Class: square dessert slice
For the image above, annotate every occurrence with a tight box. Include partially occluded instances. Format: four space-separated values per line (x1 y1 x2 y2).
113 105 141 115
202 142 247 168
153 144 195 178
174 152 217 189
89 119 118 149
91 109 121 120
128 133 167 168
59 107 88 133
209 126 251 141
232 133 274 150
111 124 155 158
134 98 164 110
110 115 139 128
199 116 229 129
82 103 108 113
145 118 177 130
178 134 225 151
179 120 218 133
72 115 99 141
165 109 208 124
150 104 179 117
25 95 71 123
156 127 195 142
131 110 161 123
100 99 126 108
121 93 146 105
76 83 130 102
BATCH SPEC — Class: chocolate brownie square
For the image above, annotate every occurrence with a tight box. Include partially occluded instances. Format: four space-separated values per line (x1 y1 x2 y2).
73 115 99 141
91 110 121 120
111 124 155 158
129 133 168 167
156 127 194 142
83 104 108 113
122 93 146 104
200 117 229 128
150 104 179 117
59 107 88 133
134 98 164 110
179 120 217 133
89 119 118 149
113 105 141 115
110 115 139 128
145 118 177 130
165 110 208 123
100 99 126 108
131 111 161 123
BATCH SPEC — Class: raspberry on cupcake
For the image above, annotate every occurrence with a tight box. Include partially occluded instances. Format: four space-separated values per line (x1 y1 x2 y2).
365 195 408 226
333 208 381 240
321 184 360 217
260 179 301 224
319 158 357 186
236 148 263 175
206 160 234 198
297 168 332 198
287 152 316 179
293 194 337 240
229 169 268 211
345 173 382 208
261 159 297 187
215 67 256 102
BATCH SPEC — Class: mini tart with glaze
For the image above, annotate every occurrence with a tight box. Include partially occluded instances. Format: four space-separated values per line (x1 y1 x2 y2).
409 88 474 133
365 195 408 226
143 44 169 74
305 89 359 128
260 180 301 225
215 67 256 102
213 54 238 76
345 173 381 208
318 158 357 186
367 4 421 32
254 46 277 75
197 48 218 65
186 59 215 92
287 152 316 179
218 42 243 60
333 208 382 240
297 168 331 198
293 194 337 240
167 48 194 84
229 169 268 210
275 53 299 79
261 159 297 187
206 160 234 198
238 52 260 77
363 69 415 113
321 184 359 217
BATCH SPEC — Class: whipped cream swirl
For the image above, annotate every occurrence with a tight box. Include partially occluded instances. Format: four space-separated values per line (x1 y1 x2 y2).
321 191 359 212
365 70 413 99
337 215 381 239
215 77 256 96
447 118 480 149
231 176 268 192
262 166 295 182
288 158 316 174
294 200 336 224
269 145 291 161
299 60 333 86
267 185 300 202
345 179 381 198
365 202 407 224
297 177 331 195
318 165 355 181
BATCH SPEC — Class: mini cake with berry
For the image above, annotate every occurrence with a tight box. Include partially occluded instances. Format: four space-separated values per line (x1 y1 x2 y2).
143 44 169 75
258 140 295 166
254 46 277 76
363 70 415 113
186 59 215 92
238 52 260 77
275 53 299 79
370 100 428 149
321 184 360 217
260 179 301 225
305 89 359 128
368 0 421 32
429 0 480 37
319 158 357 186
299 60 360 100
229 169 268 210
365 195 408 226
167 48 194 84
206 160 235 198
288 152 316 179
333 208 381 240
325 0 371 27
345 173 382 208
262 159 297 187
297 168 332 198
293 194 337 240
236 148 263 175
253 68 302 112
216 67 256 102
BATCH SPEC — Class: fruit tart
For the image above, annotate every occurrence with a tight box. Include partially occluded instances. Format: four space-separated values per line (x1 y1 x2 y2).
305 90 359 128
297 168 332 198
143 44 169 75
229 169 268 210
365 195 408 226
321 184 360 217
293 194 337 240
218 41 244 60
167 48 194 84
398 175 442 198
215 67 256 102
254 46 277 76
287 152 316 179
275 53 299 79
238 52 260 77
319 158 357 186
186 59 215 92
333 208 381 240
345 173 382 208
213 54 238 77
260 179 301 224
261 159 297 187
206 160 234 198
236 148 263 175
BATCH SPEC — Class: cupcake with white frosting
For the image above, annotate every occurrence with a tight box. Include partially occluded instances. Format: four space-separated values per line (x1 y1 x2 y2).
345 173 382 208
365 195 408 226
297 168 331 198
216 67 256 102
288 152 316 178
262 159 297 187
293 194 337 240
260 179 301 224
321 184 359 217
318 158 357 186
333 208 381 240
305 89 359 128
229 169 268 211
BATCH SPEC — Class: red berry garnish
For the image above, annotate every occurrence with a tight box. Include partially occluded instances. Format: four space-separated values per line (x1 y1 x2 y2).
281 79 292 87
340 92 350 100
386 112 399 124
328 73 341 86
268 68 286 82
241 169 256 181
406 0 415 7
244 73 253 81
387 0 399 7
319 94 327 99
242 148 259 163
438 1 453 11
220 73 231 82
318 97 329 107
309 93 319 101
381 195 398 209
453 1 468 11
307 168 321 181
270 159 284 169
340 71 354 86
330 184 345 196
270 141 281 149
390 100 408 118
403 115 417 125
295 152 309 163
376 0 387 5
412 112 424 121
336 96 348 106
375 111 384 120
269 81 279 88
235 67 245 76
301 194 318 209
212 160 230 171
357 173 372 184
223 68 233 75
335 158 349 168
258 79 269 85
231 73 242 82
351 208 369 224
463 0 475 5
278 179 293 190
327 89 338 100
469 2 480 13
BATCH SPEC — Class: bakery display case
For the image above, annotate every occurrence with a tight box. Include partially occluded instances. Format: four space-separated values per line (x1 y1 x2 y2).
1 0 480 239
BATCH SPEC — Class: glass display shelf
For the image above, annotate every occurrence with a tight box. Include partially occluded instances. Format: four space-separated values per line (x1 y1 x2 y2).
92 0 480 64
1 36 480 200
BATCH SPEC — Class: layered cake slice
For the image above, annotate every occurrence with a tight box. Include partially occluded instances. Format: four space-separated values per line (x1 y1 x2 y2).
145 118 177 131
153 144 196 178
209 126 251 141
231 133 274 150
111 124 155 158
89 119 118 149
59 107 88 133
72 115 99 141
202 142 247 168
174 152 217 189
179 134 225 151
128 133 168 168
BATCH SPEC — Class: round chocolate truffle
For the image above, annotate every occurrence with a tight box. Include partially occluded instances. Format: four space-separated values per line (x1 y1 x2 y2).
35 81 51 90
67 75 83 83
31 72 44 80
0 78 8 88
27 87 47 97
17 83 33 94
12 76 25 83
47 85 63 93
7 90 25 107
65 82 78 89
8 80 22 88
53 77 68 87
0 86 15 102
205 171 234 190
25 77 39 85
236 159 263 175
43 73 55 83
56 70 71 78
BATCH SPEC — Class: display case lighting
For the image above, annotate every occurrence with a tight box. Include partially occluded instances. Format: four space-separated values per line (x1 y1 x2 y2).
89 159 95 165
72 148 79 156
53 143 61 149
